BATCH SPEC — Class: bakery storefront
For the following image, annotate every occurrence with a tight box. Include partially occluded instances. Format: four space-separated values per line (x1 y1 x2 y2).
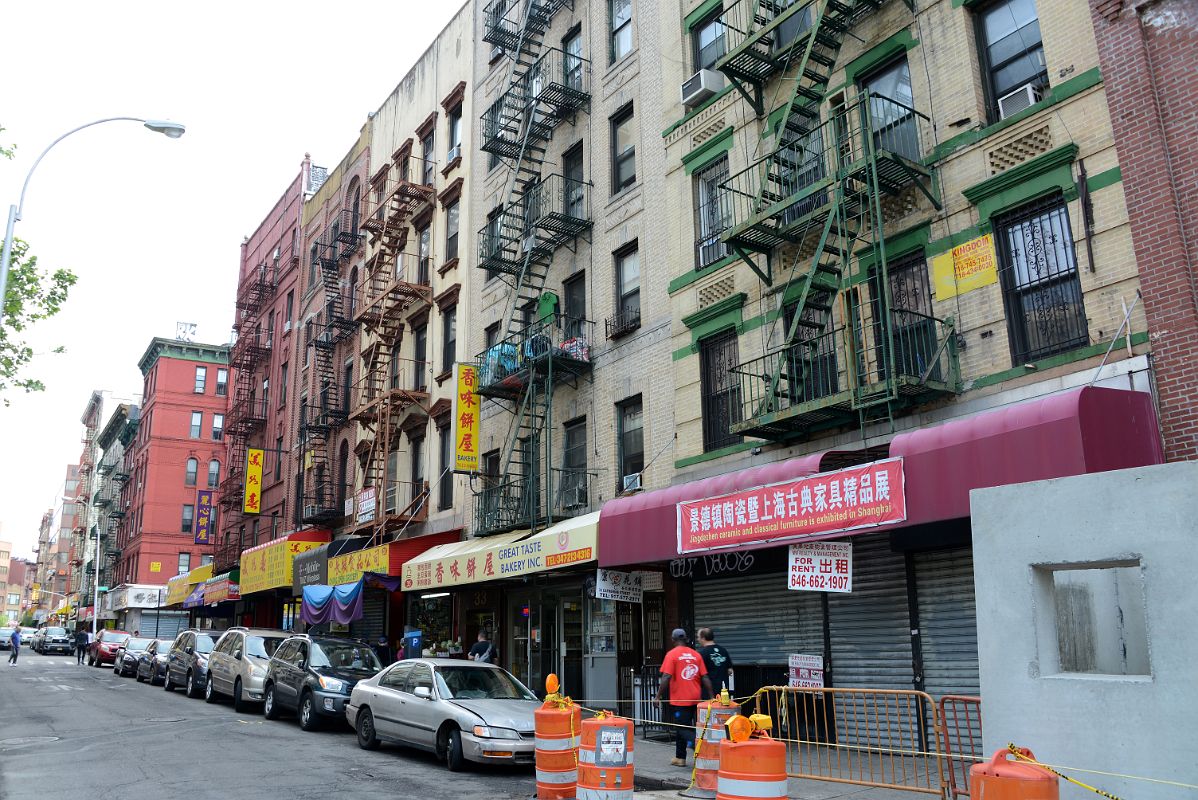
599 387 1164 698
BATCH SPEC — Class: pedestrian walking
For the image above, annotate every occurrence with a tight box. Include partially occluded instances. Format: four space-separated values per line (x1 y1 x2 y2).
75 628 88 664
697 628 734 693
8 627 20 665
374 636 392 667
655 628 713 766
468 630 497 664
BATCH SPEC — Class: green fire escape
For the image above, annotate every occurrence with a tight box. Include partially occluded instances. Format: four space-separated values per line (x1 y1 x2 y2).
716 0 959 441
475 0 595 536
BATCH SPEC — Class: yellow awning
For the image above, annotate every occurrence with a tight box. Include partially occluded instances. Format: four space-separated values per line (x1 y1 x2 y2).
402 512 599 591
164 562 217 606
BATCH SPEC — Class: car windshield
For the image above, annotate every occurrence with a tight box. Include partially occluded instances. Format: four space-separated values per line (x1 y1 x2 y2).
126 638 152 650
246 636 285 659
435 666 537 700
310 641 380 671
103 633 131 644
195 635 218 654
47 627 67 636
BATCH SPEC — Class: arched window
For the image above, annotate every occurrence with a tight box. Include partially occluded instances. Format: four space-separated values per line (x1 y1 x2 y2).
347 178 361 237
208 459 221 488
185 458 198 487
348 266 358 319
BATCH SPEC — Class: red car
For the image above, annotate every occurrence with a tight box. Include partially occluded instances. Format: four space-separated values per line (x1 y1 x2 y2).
88 630 131 667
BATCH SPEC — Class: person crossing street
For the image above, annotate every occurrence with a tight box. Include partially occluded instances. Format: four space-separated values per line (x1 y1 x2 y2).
655 628 713 766
75 628 88 664
8 626 20 665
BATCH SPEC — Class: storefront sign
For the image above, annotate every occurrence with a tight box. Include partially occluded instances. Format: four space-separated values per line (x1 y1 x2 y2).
677 458 906 554
204 573 241 605
356 487 377 524
149 561 162 573
454 363 480 473
165 574 192 606
595 569 644 603
788 654 825 689
293 546 328 593
195 489 215 544
182 584 206 609
787 542 853 593
243 448 264 514
240 532 330 595
635 571 664 591
329 541 393 585
932 233 998 300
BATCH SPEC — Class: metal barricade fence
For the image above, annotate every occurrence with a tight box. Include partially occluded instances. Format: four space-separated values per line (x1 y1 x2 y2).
753 686 946 795
632 665 672 741
939 695 984 799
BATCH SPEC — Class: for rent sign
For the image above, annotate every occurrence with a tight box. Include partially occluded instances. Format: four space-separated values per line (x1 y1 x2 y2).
788 542 852 593
677 458 906 554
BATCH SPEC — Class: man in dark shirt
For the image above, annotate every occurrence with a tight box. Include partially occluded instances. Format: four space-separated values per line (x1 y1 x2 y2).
468 630 496 664
697 628 734 694
374 637 393 667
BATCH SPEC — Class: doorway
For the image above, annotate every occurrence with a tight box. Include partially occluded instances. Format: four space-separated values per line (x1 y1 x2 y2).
505 586 584 697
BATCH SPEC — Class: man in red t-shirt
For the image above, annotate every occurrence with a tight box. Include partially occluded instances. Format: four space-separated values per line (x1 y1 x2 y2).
655 628 713 765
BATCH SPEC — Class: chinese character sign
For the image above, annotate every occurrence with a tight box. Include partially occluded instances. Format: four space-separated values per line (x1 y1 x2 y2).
454 363 480 473
243 448 264 515
788 542 852 593
788 654 825 689
194 489 215 544
677 458 906 553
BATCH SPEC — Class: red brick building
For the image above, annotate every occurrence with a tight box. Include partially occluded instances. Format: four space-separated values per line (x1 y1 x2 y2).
1090 0 1198 460
117 338 230 586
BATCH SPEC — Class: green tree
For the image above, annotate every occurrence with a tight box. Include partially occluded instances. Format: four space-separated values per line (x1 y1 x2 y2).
1 126 77 404
19 610 35 627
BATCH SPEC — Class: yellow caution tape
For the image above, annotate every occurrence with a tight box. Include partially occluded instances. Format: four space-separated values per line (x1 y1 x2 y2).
1008 744 1126 800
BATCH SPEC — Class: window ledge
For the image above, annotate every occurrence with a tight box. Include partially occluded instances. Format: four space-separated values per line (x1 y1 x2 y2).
441 156 462 178
606 182 641 209
438 257 460 277
434 368 453 386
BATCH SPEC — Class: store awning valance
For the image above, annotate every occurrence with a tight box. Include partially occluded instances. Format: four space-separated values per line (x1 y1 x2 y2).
182 584 206 609
402 512 599 592
240 530 331 595
165 563 216 606
204 571 240 605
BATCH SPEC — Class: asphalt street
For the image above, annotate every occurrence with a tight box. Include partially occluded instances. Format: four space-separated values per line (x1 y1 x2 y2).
0 651 537 800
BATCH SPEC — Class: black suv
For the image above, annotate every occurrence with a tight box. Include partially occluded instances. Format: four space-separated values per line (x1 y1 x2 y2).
35 627 73 655
263 635 381 731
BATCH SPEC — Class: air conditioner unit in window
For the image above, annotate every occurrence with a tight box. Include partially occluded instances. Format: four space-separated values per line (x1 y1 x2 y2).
447 144 462 163
997 83 1043 120
622 473 642 493
681 69 726 108
282 320 291 333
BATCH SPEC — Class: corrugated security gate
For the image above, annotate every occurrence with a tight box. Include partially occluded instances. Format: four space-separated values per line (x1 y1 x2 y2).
693 574 823 666
141 611 187 642
350 588 387 645
914 547 979 698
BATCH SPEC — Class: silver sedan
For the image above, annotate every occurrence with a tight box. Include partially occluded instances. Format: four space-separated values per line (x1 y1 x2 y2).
346 658 539 771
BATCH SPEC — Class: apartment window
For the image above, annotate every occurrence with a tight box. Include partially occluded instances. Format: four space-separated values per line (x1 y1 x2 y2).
447 108 462 162
414 324 428 391
343 360 354 414
189 411 202 439
699 330 743 452
563 272 587 340
267 310 276 348
693 8 726 71
617 397 644 490
185 458 198 487
560 418 588 511
445 201 460 262
978 0 1047 121
694 155 731 269
610 0 632 62
181 504 194 534
485 322 500 352
208 459 220 488
483 206 504 279
611 105 636 193
216 368 228 397
438 425 453 510
421 131 436 185
615 243 641 332
280 362 289 406
194 366 207 394
442 305 457 373
411 436 426 504
995 194 1088 364
563 28 584 91
178 552 191 574
212 413 225 442
860 58 919 161
308 244 319 290
563 144 585 221
275 437 284 481
418 225 432 284
285 290 294 328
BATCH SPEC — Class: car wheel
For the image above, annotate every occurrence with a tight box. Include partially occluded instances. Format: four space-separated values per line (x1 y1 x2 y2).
186 670 200 698
232 679 249 713
444 727 465 772
356 707 380 750
136 669 145 683
298 691 320 732
163 670 175 692
263 684 280 720
204 674 218 704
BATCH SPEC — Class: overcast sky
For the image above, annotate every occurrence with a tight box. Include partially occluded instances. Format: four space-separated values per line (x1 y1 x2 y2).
0 1 465 559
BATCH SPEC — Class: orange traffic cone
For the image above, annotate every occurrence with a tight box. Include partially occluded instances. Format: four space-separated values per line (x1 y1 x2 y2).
716 714 787 800
683 690 740 799
970 748 1060 800
578 711 634 799
535 674 581 800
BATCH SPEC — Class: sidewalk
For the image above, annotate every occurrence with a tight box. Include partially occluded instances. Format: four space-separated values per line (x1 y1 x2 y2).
631 735 920 800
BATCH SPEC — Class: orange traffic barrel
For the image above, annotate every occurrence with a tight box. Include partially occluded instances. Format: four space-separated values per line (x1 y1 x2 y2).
683 696 741 799
535 701 582 800
577 713 634 799
716 736 787 800
970 748 1059 800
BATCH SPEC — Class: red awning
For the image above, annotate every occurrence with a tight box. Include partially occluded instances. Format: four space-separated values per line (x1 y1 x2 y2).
597 387 1162 567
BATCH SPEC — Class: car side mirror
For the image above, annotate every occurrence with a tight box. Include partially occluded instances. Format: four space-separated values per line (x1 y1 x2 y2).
414 686 433 700
233 649 242 660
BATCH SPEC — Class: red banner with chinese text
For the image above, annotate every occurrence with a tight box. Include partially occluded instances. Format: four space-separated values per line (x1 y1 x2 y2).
676 458 906 554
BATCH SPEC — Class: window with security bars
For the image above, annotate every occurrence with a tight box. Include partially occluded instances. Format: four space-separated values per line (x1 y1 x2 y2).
694 156 731 269
699 330 743 451
558 418 589 512
863 252 937 382
995 194 1088 364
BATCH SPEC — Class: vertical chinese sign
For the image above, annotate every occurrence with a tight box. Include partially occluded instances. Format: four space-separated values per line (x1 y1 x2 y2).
454 363 480 473
243 448 264 515
194 490 215 545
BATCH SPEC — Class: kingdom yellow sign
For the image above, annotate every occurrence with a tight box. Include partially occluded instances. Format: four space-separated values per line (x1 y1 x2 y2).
933 233 999 299
240 536 324 594
165 573 193 605
454 363 480 473
328 542 392 585
243 448 264 514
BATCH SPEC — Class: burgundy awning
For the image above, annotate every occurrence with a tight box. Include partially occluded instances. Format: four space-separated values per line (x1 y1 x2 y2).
597 387 1162 567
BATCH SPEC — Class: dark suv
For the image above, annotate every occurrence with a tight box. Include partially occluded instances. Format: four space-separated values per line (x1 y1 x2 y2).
263 635 381 731
36 627 72 655
164 629 222 698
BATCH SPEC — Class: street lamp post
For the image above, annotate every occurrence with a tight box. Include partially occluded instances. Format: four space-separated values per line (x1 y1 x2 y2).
0 117 186 314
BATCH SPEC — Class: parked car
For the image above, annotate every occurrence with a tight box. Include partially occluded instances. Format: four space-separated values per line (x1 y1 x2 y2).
346 658 539 770
0 627 12 650
164 629 221 698
20 628 37 648
135 639 172 685
37 627 73 655
263 635 381 731
205 627 288 712
87 630 131 667
113 637 153 677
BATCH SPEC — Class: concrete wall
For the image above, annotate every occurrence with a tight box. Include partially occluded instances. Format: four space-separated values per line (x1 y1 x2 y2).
971 462 1198 799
